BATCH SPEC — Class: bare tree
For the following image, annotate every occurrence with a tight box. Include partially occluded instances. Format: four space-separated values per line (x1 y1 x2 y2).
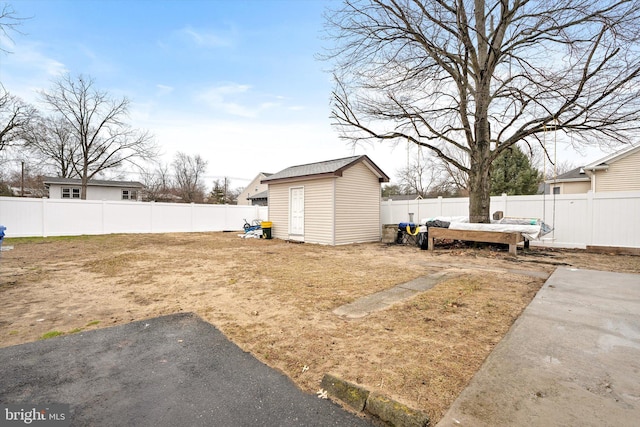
39 74 157 199
398 149 469 197
0 87 36 151
0 3 28 54
22 115 76 178
172 152 207 203
397 150 442 197
326 0 640 222
139 163 173 202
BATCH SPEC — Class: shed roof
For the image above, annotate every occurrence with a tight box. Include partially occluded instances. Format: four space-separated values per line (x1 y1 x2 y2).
261 155 389 184
43 177 144 188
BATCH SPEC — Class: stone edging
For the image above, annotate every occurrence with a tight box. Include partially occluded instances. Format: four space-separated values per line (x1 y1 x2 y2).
320 373 430 427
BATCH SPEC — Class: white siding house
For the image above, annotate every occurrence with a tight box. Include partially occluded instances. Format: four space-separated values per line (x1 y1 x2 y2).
546 144 640 194
585 144 640 193
43 177 144 201
262 155 389 245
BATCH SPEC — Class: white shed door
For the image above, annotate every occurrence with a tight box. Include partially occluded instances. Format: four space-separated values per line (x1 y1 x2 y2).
289 187 304 237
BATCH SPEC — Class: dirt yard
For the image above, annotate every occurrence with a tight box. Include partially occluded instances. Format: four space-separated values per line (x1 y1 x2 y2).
1 232 639 424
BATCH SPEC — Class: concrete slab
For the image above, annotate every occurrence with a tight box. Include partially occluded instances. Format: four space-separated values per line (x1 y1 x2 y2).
0 313 373 427
333 272 450 319
436 267 640 427
398 272 449 292
505 268 550 279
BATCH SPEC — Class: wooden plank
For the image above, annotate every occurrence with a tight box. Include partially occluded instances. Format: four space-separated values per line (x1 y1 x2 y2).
428 227 524 255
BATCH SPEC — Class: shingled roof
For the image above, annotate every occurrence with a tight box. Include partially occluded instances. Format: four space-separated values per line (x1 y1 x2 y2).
261 155 389 184
546 167 590 183
43 177 144 188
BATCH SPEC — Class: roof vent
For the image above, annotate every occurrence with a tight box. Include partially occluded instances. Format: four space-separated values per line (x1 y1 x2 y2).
579 167 585 174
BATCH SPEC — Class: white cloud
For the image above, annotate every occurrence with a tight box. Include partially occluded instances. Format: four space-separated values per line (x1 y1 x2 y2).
11 42 67 77
178 26 234 48
197 83 282 118
156 84 174 96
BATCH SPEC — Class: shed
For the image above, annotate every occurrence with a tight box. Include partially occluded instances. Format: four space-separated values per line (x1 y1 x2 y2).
261 155 389 245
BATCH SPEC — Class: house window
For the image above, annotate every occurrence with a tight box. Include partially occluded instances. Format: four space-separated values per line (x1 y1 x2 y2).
552 186 560 195
122 189 137 200
62 187 81 199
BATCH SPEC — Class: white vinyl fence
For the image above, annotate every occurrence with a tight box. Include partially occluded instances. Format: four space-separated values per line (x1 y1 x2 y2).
382 191 640 249
2 192 640 249
0 197 268 238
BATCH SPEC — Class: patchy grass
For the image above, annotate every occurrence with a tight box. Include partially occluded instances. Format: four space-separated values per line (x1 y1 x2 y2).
39 331 64 340
1 232 638 423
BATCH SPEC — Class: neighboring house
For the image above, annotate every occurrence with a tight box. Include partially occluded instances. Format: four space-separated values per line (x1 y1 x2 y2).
545 167 591 194
546 144 640 194
247 190 268 206
261 155 389 245
43 177 144 201
237 172 272 206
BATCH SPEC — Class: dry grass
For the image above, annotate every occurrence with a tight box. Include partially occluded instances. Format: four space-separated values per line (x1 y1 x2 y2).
1 232 638 423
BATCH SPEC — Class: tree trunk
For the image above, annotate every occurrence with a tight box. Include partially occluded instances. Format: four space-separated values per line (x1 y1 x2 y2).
468 168 491 223
81 169 88 200
468 150 491 223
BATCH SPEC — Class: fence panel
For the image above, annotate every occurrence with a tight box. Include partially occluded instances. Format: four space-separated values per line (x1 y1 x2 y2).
591 192 640 247
0 197 268 238
2 194 638 248
103 201 153 234
381 191 640 249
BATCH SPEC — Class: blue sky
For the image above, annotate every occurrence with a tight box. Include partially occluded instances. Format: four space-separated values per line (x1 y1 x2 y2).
1 0 614 189
2 0 408 187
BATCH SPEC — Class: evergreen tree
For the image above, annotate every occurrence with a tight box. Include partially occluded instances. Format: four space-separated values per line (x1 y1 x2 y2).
490 146 542 196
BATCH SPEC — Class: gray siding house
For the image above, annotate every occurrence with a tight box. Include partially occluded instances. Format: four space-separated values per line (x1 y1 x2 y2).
261 155 389 245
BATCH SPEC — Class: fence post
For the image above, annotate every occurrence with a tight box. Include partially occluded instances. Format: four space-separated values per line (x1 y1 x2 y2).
190 203 195 232
42 197 48 237
502 193 508 217
437 196 443 216
102 200 106 235
586 191 594 246
150 201 155 233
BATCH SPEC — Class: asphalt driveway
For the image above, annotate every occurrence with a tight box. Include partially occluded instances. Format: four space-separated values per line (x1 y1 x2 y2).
0 313 373 426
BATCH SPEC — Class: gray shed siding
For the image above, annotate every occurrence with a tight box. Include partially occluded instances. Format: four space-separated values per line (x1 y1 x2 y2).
301 178 335 245
334 162 381 244
266 183 289 241
266 178 335 244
